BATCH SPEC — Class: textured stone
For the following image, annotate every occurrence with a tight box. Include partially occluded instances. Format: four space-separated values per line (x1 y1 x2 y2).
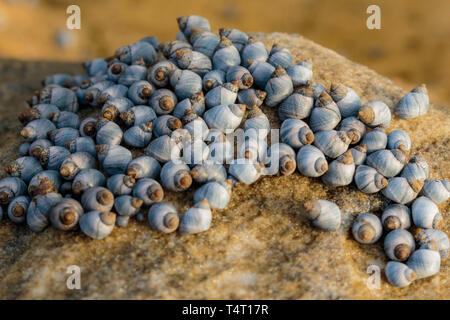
0 33 448 299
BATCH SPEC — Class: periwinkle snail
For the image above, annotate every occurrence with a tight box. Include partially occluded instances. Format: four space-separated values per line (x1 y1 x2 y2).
321 151 355 187
66 137 96 157
387 130 411 151
120 105 157 127
7 195 30 224
313 130 353 159
296 145 328 178
72 169 106 195
278 85 314 121
309 91 341 132
190 29 220 58
241 37 268 68
385 262 417 288
338 116 366 145
360 127 387 154
237 88 267 109
96 144 132 176
107 174 135 196
18 104 59 124
149 89 178 115
20 119 56 142
81 186 115 213
243 106 271 139
228 159 264 185
172 92 205 119
406 249 441 280
202 69 225 92
411 196 443 229
148 60 177 88
226 66 254 90
382 177 423 204
132 178 164 206
148 202 179 233
114 195 143 217
51 111 80 129
264 143 297 176
381 204 411 231
95 118 123 146
50 198 84 231
5 156 43 183
384 229 415 261
352 213 382 244
0 177 28 205
267 43 293 69
329 83 361 118
26 192 63 232
48 127 80 147
127 80 153 105
247 59 275 89
205 81 239 108
203 104 246 132
190 162 227 184
349 144 367 165
179 199 212 235
286 59 312 87
123 122 153 148
420 179 450 204
218 28 248 52
193 180 232 210
394 84 429 119
301 200 341 231
145 135 181 163
354 165 388 194
126 156 161 180
212 36 241 71
416 229 449 260
366 148 409 178
358 101 391 128
280 119 314 149
79 210 116 240
28 170 62 197
59 152 97 180
160 161 193 192
264 65 293 107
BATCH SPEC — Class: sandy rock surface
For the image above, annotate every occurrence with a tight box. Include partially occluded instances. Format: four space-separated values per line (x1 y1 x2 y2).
0 33 448 299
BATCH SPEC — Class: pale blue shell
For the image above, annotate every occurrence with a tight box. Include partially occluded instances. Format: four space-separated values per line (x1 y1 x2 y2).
366 149 406 178
52 111 80 129
394 86 429 119
387 130 411 151
7 156 43 183
28 170 62 196
22 119 56 142
228 159 262 185
203 104 245 132
7 195 30 223
264 72 293 107
205 83 238 108
381 204 411 230
44 146 71 170
248 60 275 89
385 262 416 287
280 119 314 149
170 69 203 100
352 213 382 244
126 156 161 180
417 229 449 260
96 121 123 146
202 69 225 91
179 201 212 235
67 137 96 157
114 195 141 217
278 91 314 121
194 181 231 209
321 155 355 187
107 174 134 196
241 40 268 68
127 80 153 105
406 249 440 280
123 124 153 148
100 145 132 175
314 130 351 158
79 210 115 240
420 179 450 204
382 177 418 204
296 145 328 177
286 60 313 87
192 32 220 58
411 196 442 229
190 163 227 184
360 128 387 153
26 192 62 232
148 202 179 233
360 101 391 128
160 161 192 192
212 43 241 72
384 229 415 261
354 165 387 194
50 127 80 147
145 135 181 163
81 186 114 212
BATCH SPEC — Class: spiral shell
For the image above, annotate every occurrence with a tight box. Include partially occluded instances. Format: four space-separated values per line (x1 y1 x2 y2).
81 186 114 213
179 199 212 235
352 213 382 244
72 169 106 195
309 91 341 132
382 177 422 204
384 229 415 261
280 119 314 149
39 86 78 112
66 137 96 157
114 195 143 217
366 148 409 178
96 145 131 176
51 111 80 129
349 144 367 166
314 130 353 159
7 195 30 224
243 106 271 140
218 28 248 52
190 162 227 184
228 159 264 185
79 210 116 240
268 43 293 69
26 192 62 232
5 156 43 183
149 89 178 115
381 204 411 231
173 92 205 118
204 104 245 132
177 15 211 38
123 122 153 148
107 174 135 196
202 69 225 92
191 30 220 58
354 165 388 194
145 135 182 163
148 202 179 233
406 249 440 280
120 105 157 127
115 41 157 65
127 80 153 105
226 66 254 90
286 59 313 87
20 119 56 142
148 60 177 88
194 180 232 210
296 145 328 178
95 119 123 146
338 116 366 145
182 110 210 141
301 200 341 231
79 117 97 137
28 170 62 197
387 130 411 151
264 143 297 176
416 229 449 260
385 262 417 288
329 83 361 118
264 65 293 107
205 81 238 108
18 103 60 124
401 153 429 184
358 101 391 128
278 85 314 121
321 151 355 187
0 177 28 205
212 36 241 72
420 179 450 204
241 37 268 68
50 198 84 231
132 178 164 206
126 156 161 180
247 60 275 89
411 196 443 229
394 84 429 119
360 128 387 154
160 161 193 192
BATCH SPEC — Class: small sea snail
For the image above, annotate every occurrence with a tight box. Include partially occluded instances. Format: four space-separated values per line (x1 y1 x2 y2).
203 104 246 132
26 192 63 232
160 40 192 60
190 162 227 184
79 210 116 240
72 169 106 195
48 127 80 148
416 229 449 260
387 130 411 151
267 43 293 69
5 156 43 183
115 41 157 65
79 117 98 137
286 59 313 87
29 139 52 158
207 132 234 164
401 153 429 184
38 86 78 112
321 151 355 187
173 92 205 119
170 69 203 101
264 65 293 107
126 156 161 180
313 130 353 159
366 148 409 178
96 84 128 106
352 213 382 244
49 198 84 231
280 118 314 149
120 105 157 127
95 118 123 146
160 161 193 192
59 152 97 180
278 85 314 121
182 109 210 141
218 28 248 52
228 159 264 185
182 139 210 166
18 103 59 125
114 195 143 217
81 186 114 213
264 143 297 176
152 115 181 138
329 83 362 118
394 84 429 119
127 80 153 105
349 144 367 166
179 199 212 235
241 37 268 68
123 122 153 148
96 144 132 176
420 179 450 204
202 69 225 92
359 127 387 154
148 202 179 233
132 178 164 206
382 177 422 204
354 165 388 194
28 170 62 197
177 15 211 38
301 200 341 231
193 180 232 210
247 59 275 90
411 196 443 229
226 66 254 90
148 60 177 88
145 135 182 163
149 89 178 115
51 111 80 129
338 116 366 145
309 91 341 132
66 137 96 157
243 106 271 140
101 97 133 122
106 174 135 196
174 49 212 77
296 145 328 178
238 133 267 162
381 204 411 231
385 261 417 288
191 29 220 58
358 101 391 128
384 229 415 261
406 249 440 280
7 195 30 224
0 177 28 205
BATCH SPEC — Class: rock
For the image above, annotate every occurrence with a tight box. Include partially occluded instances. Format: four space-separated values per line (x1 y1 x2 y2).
0 33 448 299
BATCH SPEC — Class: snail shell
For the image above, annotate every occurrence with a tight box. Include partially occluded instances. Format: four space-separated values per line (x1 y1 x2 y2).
5 156 43 184
127 80 153 105
101 97 133 121
107 174 135 196
49 127 80 147
28 170 62 197
20 119 56 142
394 84 429 119
182 110 210 141
338 116 366 145
329 83 362 118
416 229 449 260
160 161 193 192
148 202 179 233
286 59 313 87
173 92 205 119
381 204 411 231
79 117 97 137
49 198 84 231
179 199 212 235
146 135 182 163
241 37 268 68
160 40 192 59
148 60 177 88
116 215 130 227
26 192 62 232
264 65 294 107
264 143 297 176
123 122 153 148
126 156 161 180
51 111 80 129
382 177 422 204
384 229 416 261
174 49 212 76
18 142 31 156
360 127 387 154
387 130 411 151
81 186 114 213
420 179 450 204
358 101 391 128
228 159 264 185
18 103 59 124
366 148 409 178
247 60 275 89
149 89 178 115
191 30 220 58
66 137 96 157
406 249 440 280
182 139 210 166
194 180 232 210
301 200 341 231
278 85 314 121
226 66 253 90
238 134 267 162
202 69 225 92
243 106 270 140
7 195 30 224
411 196 443 229
120 105 157 127
190 162 227 184
237 88 266 108
321 151 355 187
114 195 143 217
177 15 211 39
0 177 28 205
314 130 353 159
309 91 341 132
207 133 234 164
79 210 116 240
96 145 131 176
97 82 128 105
349 144 367 166
352 213 382 244
268 43 293 69
354 165 388 194
29 138 52 158
280 119 314 149
296 145 328 177
72 169 106 195
385 261 417 288
132 178 164 206
115 41 157 65
218 28 248 52
95 118 123 146
203 104 245 132
401 153 429 184
212 36 241 72
59 152 97 180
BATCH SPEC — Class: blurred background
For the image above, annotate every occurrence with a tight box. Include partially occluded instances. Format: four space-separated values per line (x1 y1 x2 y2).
0 0 449 105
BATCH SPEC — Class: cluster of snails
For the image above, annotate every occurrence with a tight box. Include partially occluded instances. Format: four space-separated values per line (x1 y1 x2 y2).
0 15 448 288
